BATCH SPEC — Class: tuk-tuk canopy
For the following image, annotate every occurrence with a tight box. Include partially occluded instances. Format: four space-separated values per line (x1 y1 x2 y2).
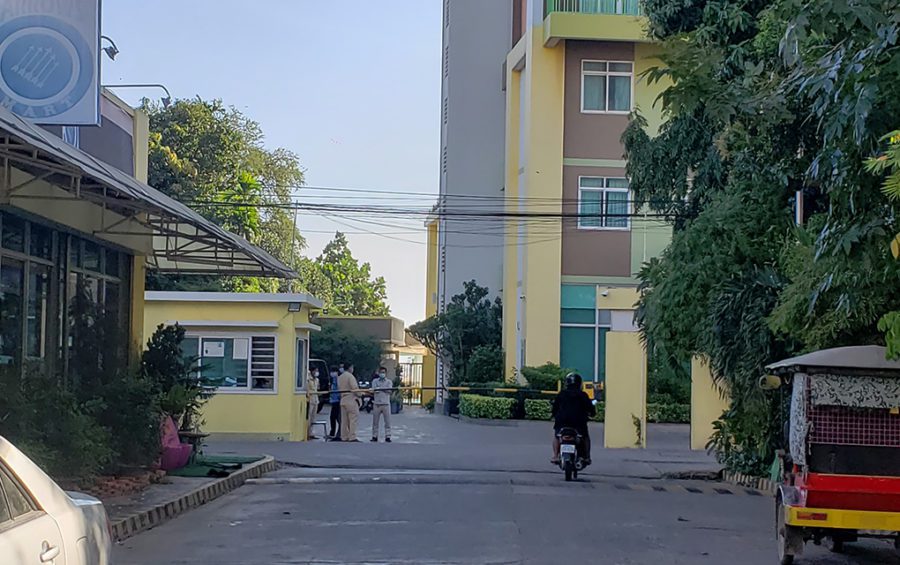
767 346 900 377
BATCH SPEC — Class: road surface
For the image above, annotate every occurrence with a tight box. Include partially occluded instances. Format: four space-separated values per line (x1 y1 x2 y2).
114 410 900 564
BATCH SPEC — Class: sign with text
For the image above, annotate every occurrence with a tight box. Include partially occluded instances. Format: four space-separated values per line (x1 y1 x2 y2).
0 0 100 125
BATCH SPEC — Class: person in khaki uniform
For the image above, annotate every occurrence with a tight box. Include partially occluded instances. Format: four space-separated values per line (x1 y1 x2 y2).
306 367 320 440
370 366 392 442
337 364 361 442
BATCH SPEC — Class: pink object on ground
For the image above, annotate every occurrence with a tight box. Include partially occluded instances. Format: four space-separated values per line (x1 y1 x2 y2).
159 416 192 471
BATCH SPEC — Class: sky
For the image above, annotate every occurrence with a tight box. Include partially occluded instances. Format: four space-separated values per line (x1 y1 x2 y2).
101 0 442 325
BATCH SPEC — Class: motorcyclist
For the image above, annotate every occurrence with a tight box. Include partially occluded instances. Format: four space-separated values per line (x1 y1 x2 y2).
550 372 595 465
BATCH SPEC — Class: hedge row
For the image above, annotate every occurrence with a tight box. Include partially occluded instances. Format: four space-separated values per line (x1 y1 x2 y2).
509 398 689 424
647 403 690 424
523 399 607 422
459 394 516 419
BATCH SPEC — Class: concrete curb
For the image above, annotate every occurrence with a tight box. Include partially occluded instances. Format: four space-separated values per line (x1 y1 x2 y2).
110 455 276 542
722 470 775 494
458 415 519 427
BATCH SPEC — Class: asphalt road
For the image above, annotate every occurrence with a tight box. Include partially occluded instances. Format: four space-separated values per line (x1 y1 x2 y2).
114 411 900 565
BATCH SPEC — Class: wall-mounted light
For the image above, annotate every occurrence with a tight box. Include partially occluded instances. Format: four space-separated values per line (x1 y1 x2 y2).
100 35 119 60
102 83 173 108
287 303 301 313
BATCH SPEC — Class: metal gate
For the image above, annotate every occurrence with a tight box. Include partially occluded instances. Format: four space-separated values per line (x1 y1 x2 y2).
400 362 423 404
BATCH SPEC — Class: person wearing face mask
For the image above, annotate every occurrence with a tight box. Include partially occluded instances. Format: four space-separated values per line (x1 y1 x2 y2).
327 366 342 440
306 367 320 440
338 363 362 442
370 366 393 442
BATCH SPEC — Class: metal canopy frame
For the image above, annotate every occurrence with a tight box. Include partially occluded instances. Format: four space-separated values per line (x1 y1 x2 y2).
0 105 297 278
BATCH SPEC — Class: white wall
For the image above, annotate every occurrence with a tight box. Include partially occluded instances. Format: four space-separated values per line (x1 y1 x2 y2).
438 0 511 305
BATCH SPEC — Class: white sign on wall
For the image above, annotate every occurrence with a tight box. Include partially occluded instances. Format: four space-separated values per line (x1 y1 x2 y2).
0 0 100 125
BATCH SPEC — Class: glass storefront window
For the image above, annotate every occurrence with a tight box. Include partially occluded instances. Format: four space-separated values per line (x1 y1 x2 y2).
83 241 101 272
105 249 120 277
26 264 50 358
0 259 24 365
560 326 595 380
29 224 53 261
1 215 25 253
69 238 82 269
1 210 131 378
559 307 612 382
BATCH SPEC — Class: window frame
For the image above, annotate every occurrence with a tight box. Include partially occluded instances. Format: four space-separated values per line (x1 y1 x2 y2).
0 463 41 533
185 332 279 395
580 59 634 115
560 308 613 383
577 176 631 231
295 336 310 392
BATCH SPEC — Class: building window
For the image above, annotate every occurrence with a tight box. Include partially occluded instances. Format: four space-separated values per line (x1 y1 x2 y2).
0 210 131 378
295 337 309 391
186 334 277 392
578 177 630 229
581 60 633 113
560 308 611 382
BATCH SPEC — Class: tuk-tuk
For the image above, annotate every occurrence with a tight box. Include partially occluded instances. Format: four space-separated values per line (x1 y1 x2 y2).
765 345 900 563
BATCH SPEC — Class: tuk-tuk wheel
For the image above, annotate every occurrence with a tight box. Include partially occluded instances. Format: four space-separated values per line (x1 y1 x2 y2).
776 497 801 564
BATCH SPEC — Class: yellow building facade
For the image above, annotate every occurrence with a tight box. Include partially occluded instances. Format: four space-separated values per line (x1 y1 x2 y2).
144 292 323 442
503 1 669 381
503 2 670 446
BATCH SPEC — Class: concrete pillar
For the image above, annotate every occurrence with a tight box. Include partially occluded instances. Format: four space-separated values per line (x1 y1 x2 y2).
422 353 437 405
604 331 647 448
690 356 729 450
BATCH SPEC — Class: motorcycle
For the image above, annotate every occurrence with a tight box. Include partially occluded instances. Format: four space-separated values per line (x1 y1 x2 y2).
357 380 374 413
557 427 588 481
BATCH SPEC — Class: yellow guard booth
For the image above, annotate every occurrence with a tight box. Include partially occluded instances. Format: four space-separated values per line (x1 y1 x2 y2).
144 292 323 442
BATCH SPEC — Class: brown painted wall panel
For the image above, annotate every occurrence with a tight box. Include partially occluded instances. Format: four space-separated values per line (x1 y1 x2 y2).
560 165 631 277
512 0 526 46
563 41 635 160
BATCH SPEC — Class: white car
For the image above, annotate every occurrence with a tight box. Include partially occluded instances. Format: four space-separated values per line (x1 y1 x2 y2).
0 435 111 564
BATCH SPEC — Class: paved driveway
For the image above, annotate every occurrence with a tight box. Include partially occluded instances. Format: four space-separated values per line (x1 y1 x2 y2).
114 409 900 564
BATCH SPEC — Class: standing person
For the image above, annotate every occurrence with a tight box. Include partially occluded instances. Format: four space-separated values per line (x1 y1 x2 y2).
328 366 342 441
306 367 320 440
338 363 361 442
370 366 392 443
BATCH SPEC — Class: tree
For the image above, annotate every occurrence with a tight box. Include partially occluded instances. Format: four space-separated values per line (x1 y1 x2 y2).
314 232 390 316
409 281 502 386
145 98 306 292
625 0 900 474
310 324 383 380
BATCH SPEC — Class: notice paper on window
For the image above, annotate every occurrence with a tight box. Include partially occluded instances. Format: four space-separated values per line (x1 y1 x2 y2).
232 338 249 360
203 340 225 358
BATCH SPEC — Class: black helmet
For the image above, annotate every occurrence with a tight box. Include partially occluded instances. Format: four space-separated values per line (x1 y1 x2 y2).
564 372 583 391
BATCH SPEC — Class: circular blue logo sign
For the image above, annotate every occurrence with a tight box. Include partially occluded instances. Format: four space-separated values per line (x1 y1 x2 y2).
0 15 94 119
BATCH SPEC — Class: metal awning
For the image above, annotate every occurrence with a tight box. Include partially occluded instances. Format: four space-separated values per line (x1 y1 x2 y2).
0 105 297 278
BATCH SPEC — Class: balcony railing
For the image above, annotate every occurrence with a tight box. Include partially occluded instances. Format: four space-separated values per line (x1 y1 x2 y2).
545 0 642 17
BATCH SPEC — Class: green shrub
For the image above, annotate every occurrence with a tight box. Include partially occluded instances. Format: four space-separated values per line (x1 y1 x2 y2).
0 369 114 479
465 345 505 383
94 374 162 470
423 397 436 413
591 401 606 422
521 363 569 391
647 403 690 423
524 399 552 420
459 394 515 419
648 393 676 405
